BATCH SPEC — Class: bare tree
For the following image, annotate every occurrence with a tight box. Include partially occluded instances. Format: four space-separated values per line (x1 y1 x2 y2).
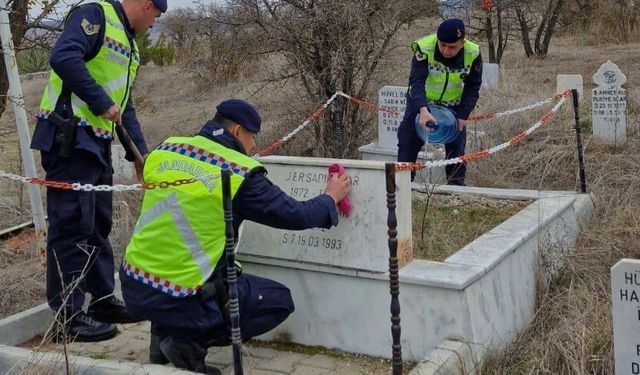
223 0 437 157
514 0 566 58
0 0 62 118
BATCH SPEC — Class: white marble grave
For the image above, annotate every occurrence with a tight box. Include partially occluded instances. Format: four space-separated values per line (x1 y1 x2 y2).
611 259 640 375
482 63 499 90
557 74 583 102
237 157 413 272
111 144 136 183
592 61 627 144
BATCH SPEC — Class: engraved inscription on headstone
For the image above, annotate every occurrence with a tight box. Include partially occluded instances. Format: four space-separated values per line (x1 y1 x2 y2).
481 63 499 90
112 144 136 183
592 61 627 144
377 86 407 149
238 157 413 272
109 200 133 254
557 74 583 102
611 259 640 375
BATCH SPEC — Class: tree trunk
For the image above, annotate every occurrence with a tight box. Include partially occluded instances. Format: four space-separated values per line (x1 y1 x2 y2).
485 14 496 63
0 0 30 118
514 4 534 58
539 0 566 56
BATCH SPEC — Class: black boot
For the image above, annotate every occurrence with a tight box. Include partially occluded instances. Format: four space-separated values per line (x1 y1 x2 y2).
54 311 118 343
149 323 169 365
87 295 145 324
159 337 222 375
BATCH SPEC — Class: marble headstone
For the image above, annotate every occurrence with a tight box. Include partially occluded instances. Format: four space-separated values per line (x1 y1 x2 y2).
111 144 136 183
481 63 499 90
592 61 627 144
377 86 407 149
109 200 132 254
557 74 583 102
612 259 640 375
237 157 413 272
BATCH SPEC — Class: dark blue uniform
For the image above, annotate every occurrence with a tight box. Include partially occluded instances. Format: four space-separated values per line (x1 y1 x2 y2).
397 46 482 185
30 1 148 313
120 120 339 345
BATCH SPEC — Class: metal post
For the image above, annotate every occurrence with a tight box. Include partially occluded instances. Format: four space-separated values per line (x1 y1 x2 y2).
385 163 402 375
221 169 244 375
0 1 47 261
571 89 587 193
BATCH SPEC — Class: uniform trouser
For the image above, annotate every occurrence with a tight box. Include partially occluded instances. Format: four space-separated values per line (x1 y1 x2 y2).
120 269 295 346
41 149 114 312
397 106 468 186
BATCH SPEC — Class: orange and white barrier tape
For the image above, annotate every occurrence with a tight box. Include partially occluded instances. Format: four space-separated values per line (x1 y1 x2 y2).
394 91 571 172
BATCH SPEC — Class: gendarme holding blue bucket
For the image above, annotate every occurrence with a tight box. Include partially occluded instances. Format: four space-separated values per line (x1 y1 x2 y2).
414 104 460 144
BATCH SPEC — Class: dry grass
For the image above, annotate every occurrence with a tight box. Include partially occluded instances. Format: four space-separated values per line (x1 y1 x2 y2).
412 193 530 261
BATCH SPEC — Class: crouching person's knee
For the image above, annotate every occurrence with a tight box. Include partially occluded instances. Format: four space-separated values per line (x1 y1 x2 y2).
241 275 295 339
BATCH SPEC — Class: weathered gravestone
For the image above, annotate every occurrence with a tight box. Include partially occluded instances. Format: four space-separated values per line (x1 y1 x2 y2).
592 61 627 144
377 86 406 149
237 157 413 272
557 74 583 102
111 144 136 183
109 200 133 254
611 259 640 375
482 63 499 90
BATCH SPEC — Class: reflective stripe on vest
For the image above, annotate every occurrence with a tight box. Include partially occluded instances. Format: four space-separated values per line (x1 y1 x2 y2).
38 1 139 140
411 34 480 107
124 135 263 297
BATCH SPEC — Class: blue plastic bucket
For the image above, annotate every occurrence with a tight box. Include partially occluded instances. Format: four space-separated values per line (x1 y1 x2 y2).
414 105 460 144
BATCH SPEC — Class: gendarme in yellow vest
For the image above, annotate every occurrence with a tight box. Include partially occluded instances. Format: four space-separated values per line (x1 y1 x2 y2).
411 34 480 107
123 135 263 298
38 1 139 140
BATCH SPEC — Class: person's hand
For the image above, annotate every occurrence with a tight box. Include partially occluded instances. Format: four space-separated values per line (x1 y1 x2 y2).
101 104 122 125
134 154 147 182
458 118 468 131
323 174 351 205
418 106 437 134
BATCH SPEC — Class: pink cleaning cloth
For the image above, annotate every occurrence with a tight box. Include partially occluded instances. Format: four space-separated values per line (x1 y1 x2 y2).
328 163 352 217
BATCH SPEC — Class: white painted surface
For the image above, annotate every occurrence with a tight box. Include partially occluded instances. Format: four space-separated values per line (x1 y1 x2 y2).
482 63 499 90
557 74 583 102
358 142 446 184
592 61 627 144
611 259 640 375
238 156 413 272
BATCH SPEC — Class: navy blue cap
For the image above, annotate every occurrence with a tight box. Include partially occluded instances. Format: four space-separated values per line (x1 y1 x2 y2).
216 99 261 133
437 18 465 43
151 0 167 13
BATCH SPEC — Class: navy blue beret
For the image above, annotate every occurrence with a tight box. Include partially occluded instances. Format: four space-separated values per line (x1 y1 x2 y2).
151 0 167 13
216 99 262 133
437 18 465 43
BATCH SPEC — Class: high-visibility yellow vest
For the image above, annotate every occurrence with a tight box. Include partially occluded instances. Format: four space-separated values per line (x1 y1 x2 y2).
123 135 263 298
411 34 480 107
38 1 139 140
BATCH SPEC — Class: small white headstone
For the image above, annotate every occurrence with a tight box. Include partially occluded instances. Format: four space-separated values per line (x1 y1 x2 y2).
592 61 627 144
109 200 132 253
612 259 640 375
238 157 413 272
111 144 136 183
377 86 407 149
481 63 499 90
557 74 583 102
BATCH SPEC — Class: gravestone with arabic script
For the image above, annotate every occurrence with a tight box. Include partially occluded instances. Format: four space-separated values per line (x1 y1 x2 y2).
592 61 627 144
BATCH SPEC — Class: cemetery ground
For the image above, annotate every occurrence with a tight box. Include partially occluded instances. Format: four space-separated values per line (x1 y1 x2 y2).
0 31 638 373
